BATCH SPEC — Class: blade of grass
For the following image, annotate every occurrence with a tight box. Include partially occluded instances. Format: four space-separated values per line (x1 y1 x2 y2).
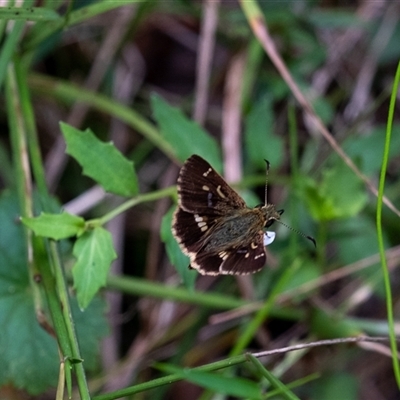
266 373 320 398
230 258 303 356
0 6 60 21
376 60 400 388
247 354 300 400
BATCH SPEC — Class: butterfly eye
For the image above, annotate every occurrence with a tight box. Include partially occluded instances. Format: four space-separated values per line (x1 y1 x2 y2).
265 219 275 228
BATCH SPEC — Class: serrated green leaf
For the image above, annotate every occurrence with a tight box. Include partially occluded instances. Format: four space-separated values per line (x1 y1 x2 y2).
244 95 283 169
161 206 196 290
151 94 222 171
0 191 107 394
72 227 117 309
22 211 85 239
61 122 138 197
158 363 262 400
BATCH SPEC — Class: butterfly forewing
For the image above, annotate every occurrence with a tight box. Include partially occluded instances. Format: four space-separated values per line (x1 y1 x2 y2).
176 155 246 215
173 207 211 254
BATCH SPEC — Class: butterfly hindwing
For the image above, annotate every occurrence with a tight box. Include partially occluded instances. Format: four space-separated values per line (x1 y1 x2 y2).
190 232 266 275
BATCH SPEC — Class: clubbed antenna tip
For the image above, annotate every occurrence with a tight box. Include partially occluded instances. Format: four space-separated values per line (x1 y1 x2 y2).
307 236 317 248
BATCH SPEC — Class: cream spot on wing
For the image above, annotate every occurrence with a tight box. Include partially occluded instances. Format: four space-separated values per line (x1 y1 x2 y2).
250 242 258 249
203 168 212 177
218 251 228 260
216 185 226 198
194 214 208 231
255 252 264 260
202 185 210 191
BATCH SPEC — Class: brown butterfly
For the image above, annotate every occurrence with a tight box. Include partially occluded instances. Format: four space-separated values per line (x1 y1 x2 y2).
172 155 285 275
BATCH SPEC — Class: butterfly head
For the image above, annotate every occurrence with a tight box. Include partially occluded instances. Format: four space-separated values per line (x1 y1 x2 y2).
255 203 284 228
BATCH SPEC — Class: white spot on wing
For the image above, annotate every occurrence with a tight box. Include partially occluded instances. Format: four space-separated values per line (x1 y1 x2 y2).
264 231 276 246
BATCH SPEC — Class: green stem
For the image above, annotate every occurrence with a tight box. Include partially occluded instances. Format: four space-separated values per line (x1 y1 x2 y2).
95 186 176 225
376 61 400 388
106 274 248 310
93 355 247 400
5 62 42 313
50 241 90 399
9 59 91 399
248 354 300 400
14 59 55 211
28 73 176 160
23 1 143 51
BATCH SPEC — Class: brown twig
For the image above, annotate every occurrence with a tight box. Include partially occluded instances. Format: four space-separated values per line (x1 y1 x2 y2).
252 336 396 359
193 0 220 125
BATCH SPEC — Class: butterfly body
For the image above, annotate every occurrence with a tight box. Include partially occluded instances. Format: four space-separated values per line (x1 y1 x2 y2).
172 155 282 275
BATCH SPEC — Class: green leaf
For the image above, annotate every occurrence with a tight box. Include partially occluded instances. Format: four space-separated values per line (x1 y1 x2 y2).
0 6 60 21
161 206 196 290
310 308 362 339
299 161 368 221
244 95 284 169
312 373 359 400
344 125 400 175
72 227 117 309
151 94 222 171
21 211 85 239
333 216 386 296
307 10 366 29
278 259 320 299
0 191 107 394
157 363 262 400
61 122 138 197
320 162 368 217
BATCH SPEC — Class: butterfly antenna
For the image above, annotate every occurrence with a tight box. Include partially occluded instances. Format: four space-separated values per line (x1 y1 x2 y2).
263 159 270 206
276 220 316 248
